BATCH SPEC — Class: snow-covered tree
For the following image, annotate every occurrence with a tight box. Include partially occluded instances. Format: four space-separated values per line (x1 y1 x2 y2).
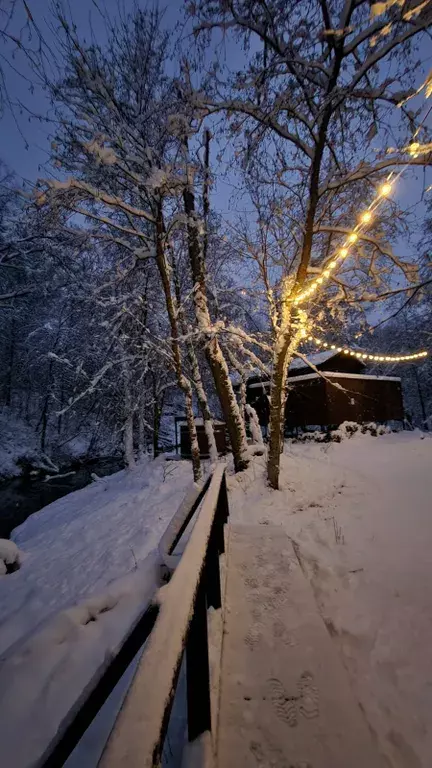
190 0 432 487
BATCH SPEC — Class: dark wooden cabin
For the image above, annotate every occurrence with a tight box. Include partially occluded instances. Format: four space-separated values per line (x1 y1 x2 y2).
245 350 404 431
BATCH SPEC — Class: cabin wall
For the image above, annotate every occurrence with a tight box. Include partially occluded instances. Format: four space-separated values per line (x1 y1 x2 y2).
284 375 404 428
324 376 404 425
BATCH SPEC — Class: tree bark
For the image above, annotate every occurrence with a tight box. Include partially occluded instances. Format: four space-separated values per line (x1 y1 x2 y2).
123 360 135 469
411 364 429 430
267 334 291 490
266 32 348 488
182 137 249 472
155 199 202 481
138 404 148 458
171 253 218 463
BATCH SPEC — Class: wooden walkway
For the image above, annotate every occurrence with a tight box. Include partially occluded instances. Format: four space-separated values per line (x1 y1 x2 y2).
217 524 383 767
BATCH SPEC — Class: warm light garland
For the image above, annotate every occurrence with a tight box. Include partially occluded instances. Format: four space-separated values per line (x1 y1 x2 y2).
292 90 432 308
306 335 428 363
292 178 394 306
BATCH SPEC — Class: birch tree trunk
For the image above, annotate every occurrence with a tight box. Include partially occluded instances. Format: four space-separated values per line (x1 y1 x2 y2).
182 138 249 472
171 255 218 464
155 200 202 481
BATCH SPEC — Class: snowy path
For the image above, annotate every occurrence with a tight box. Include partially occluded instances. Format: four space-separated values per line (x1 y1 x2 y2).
228 432 432 768
218 524 383 768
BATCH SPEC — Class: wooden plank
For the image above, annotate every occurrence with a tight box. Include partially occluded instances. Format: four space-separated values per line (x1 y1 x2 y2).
217 524 385 768
99 464 226 768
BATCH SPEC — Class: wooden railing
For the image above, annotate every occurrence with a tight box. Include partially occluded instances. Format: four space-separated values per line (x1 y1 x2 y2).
40 463 229 768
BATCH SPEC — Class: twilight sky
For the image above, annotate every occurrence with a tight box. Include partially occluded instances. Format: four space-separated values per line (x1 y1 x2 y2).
0 0 431 244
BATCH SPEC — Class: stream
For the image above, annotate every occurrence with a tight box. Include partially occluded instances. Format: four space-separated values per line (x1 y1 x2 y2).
0 457 124 539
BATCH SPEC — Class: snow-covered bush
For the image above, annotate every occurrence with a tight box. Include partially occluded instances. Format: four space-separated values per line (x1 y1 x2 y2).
339 421 359 437
291 421 392 444
377 425 391 436
0 407 58 480
361 422 377 436
0 539 22 575
292 430 327 443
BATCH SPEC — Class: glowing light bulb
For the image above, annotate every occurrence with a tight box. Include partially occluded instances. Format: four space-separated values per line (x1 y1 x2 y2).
323 269 330 278
317 277 324 284
329 260 338 268
348 233 358 243
360 211 372 224
380 182 392 196
339 248 348 258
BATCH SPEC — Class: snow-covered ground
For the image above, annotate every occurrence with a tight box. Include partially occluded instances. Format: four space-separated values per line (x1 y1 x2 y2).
228 431 432 768
0 456 194 766
1 432 431 767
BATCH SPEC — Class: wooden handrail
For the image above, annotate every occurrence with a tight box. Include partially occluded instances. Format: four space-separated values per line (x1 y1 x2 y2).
99 463 228 767
38 463 229 768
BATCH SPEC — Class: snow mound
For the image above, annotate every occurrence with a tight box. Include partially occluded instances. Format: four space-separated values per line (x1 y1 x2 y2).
293 421 393 443
0 539 22 575
0 407 57 479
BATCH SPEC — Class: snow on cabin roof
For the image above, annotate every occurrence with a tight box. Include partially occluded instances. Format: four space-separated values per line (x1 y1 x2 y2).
289 350 339 370
232 350 365 390
248 371 401 389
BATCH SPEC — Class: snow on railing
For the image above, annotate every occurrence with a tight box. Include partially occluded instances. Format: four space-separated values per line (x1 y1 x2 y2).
39 464 229 768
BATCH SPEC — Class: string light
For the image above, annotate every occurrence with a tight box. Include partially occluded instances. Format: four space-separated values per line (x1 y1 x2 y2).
306 335 428 363
380 182 392 196
291 89 432 309
292 178 394 305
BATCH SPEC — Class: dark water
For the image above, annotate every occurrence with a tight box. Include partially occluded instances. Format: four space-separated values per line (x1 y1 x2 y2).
0 457 124 539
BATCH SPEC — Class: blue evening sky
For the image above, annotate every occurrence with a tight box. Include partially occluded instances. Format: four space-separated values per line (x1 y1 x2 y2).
0 1 431 244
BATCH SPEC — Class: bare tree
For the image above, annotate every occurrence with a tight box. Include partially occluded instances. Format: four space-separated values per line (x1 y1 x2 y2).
191 0 432 487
